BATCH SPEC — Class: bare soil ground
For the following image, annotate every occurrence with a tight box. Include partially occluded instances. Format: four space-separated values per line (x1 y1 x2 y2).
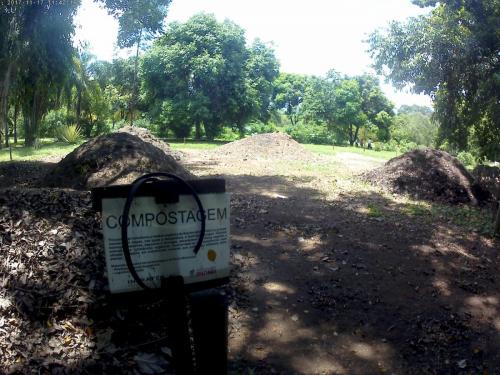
0 144 498 375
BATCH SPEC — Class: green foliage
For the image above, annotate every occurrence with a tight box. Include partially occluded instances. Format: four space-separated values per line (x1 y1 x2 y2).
217 127 241 141
391 109 438 147
366 203 383 218
273 73 310 126
456 151 476 168
103 0 171 49
142 14 278 140
300 72 394 146
40 108 69 138
369 0 500 160
59 125 82 144
245 120 279 135
285 122 334 145
3 3 79 146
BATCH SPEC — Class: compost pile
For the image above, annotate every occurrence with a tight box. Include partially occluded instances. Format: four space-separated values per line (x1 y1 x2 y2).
117 126 184 161
214 133 314 161
473 165 500 200
0 188 178 374
0 161 53 189
365 148 489 204
42 132 195 190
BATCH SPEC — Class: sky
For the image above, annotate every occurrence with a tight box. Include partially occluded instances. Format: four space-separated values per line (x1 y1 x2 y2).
74 0 432 108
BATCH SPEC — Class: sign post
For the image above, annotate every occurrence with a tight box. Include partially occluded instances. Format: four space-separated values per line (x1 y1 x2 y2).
92 174 230 374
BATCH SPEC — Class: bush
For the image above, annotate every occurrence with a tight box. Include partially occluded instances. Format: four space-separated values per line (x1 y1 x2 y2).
457 151 476 168
93 120 112 136
217 127 240 141
244 121 279 135
285 122 334 144
40 108 68 138
399 141 418 153
59 125 82 144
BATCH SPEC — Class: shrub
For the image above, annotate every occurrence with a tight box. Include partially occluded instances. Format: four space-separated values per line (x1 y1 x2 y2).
285 122 334 144
217 127 240 141
399 141 418 153
382 140 400 152
457 151 476 168
59 125 82 144
40 108 68 138
244 121 279 135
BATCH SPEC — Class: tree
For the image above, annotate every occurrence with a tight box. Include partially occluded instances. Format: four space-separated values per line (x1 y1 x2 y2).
102 0 171 126
332 78 366 146
301 72 393 146
272 73 309 126
245 39 280 123
369 0 499 160
13 4 79 146
142 13 251 139
301 71 340 127
392 109 438 146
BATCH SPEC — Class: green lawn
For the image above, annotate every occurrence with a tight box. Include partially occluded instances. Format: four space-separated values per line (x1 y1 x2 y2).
303 144 400 160
0 141 82 162
168 141 221 150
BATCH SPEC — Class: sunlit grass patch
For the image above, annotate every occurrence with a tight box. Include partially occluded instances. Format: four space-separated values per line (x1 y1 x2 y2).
402 202 432 217
169 142 221 150
303 144 399 160
0 141 83 162
399 200 494 235
431 204 494 235
366 203 383 217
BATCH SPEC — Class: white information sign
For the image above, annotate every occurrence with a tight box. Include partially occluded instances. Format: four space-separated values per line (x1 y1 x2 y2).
101 193 230 293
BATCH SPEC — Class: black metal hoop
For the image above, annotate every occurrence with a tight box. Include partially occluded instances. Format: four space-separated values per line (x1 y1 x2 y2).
121 173 206 290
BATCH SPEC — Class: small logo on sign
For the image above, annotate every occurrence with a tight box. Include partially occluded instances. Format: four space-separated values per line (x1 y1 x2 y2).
207 249 217 262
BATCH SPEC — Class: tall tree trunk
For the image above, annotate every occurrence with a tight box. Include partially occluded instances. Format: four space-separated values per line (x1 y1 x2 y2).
25 91 43 147
76 88 82 128
130 29 143 127
195 122 201 140
13 99 18 144
353 125 360 146
348 124 354 146
0 62 13 149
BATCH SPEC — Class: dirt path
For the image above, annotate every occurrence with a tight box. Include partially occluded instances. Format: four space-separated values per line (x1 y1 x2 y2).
183 150 500 375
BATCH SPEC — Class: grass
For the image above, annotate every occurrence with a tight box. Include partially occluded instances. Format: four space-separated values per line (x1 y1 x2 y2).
303 144 400 160
366 203 384 217
400 201 494 235
168 141 221 150
0 141 82 162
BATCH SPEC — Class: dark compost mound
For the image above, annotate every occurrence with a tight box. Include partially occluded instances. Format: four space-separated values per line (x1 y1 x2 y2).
473 165 500 200
117 126 184 161
42 132 195 190
365 148 490 205
214 132 315 161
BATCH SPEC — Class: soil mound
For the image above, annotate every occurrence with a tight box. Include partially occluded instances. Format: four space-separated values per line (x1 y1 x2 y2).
42 132 195 190
0 161 54 188
215 133 314 161
117 126 184 160
473 165 500 200
365 148 489 204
